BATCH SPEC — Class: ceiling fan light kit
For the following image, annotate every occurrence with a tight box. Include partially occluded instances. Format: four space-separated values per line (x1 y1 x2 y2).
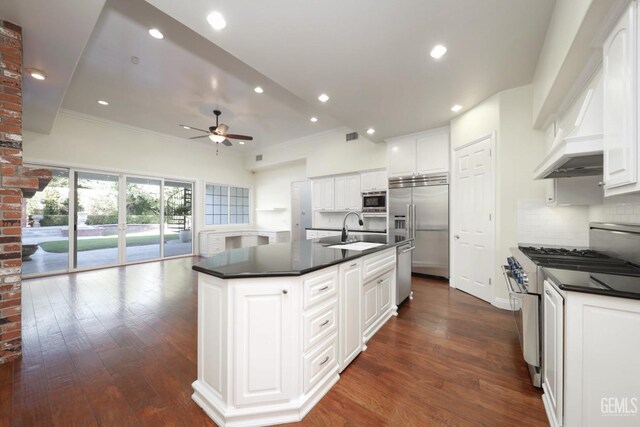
181 109 253 155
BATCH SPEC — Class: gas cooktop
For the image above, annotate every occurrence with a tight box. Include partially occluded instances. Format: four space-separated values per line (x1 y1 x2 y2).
518 245 640 277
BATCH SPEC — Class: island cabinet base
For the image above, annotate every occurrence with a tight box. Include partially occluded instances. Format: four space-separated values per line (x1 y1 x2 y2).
193 247 398 426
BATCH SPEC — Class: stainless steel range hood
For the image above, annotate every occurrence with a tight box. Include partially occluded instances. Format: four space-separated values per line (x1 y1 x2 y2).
533 75 603 180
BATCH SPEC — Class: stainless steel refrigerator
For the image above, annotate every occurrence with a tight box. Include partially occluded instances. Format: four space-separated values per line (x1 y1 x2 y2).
388 174 449 278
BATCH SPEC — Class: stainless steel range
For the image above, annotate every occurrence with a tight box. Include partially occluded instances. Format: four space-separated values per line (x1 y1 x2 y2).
503 222 640 387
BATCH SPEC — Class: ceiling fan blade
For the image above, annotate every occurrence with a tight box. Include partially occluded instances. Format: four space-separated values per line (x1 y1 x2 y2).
189 135 211 140
180 124 211 133
225 133 253 141
222 139 232 147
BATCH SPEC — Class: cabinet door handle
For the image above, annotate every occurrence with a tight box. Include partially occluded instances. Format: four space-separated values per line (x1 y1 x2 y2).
350 263 357 267
282 289 288 295
319 285 329 291
320 320 329 327
319 356 330 366
545 290 551 297
377 279 383 284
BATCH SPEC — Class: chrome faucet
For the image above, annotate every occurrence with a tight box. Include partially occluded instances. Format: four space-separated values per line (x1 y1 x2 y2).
341 211 364 242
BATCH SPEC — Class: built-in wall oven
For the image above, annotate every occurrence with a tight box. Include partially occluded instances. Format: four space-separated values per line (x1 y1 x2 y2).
362 191 386 213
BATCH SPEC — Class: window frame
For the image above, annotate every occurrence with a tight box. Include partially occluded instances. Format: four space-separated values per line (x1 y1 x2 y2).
204 182 252 226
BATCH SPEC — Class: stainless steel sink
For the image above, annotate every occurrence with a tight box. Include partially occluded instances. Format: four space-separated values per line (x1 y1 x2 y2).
327 242 385 251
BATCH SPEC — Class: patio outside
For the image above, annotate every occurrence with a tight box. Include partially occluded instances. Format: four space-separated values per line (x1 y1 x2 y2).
22 170 193 276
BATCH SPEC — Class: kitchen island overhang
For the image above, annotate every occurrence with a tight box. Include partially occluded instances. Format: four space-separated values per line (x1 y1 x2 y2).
191 236 410 426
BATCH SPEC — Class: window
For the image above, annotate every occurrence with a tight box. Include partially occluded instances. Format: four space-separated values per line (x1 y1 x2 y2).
205 184 250 225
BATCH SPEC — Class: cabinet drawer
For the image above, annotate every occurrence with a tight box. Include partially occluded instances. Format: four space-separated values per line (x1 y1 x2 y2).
362 249 396 281
303 334 337 393
303 267 338 310
208 243 225 254
303 299 337 352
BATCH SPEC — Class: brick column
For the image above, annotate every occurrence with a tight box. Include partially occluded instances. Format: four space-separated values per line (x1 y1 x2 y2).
0 19 27 363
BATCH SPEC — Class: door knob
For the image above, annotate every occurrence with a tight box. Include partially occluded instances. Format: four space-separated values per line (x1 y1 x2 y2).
454 235 460 240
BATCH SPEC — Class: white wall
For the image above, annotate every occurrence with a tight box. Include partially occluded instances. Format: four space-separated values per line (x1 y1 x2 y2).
244 128 386 178
23 111 256 250
450 94 499 150
254 160 306 229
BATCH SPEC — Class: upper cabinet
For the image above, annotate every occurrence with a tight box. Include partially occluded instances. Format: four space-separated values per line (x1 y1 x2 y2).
334 175 361 211
387 126 450 177
603 1 640 196
312 178 335 211
361 171 387 192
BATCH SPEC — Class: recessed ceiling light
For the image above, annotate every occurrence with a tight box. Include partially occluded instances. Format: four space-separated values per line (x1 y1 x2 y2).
310 117 318 122
254 86 264 94
148 28 164 39
182 125 191 130
27 69 46 80
318 93 330 103
451 104 463 112
430 44 447 59
366 128 375 135
98 100 109 106
207 11 227 31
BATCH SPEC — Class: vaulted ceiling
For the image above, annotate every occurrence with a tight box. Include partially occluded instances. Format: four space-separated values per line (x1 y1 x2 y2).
4 0 556 150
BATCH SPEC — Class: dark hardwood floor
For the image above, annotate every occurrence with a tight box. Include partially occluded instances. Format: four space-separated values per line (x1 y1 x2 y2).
0 257 547 426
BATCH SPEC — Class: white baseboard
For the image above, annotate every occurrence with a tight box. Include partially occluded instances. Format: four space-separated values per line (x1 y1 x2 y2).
492 296 514 311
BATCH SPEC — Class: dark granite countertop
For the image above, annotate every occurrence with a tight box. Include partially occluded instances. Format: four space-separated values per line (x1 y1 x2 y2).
543 268 640 300
306 227 387 234
193 234 412 279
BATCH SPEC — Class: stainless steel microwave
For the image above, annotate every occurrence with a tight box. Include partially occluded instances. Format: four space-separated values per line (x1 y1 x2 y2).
362 191 387 213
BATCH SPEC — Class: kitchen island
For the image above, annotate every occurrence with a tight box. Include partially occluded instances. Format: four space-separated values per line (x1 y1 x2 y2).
191 235 410 427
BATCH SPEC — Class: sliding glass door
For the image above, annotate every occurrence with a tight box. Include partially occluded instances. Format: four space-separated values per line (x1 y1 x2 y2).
74 172 120 269
22 165 194 277
22 166 71 276
126 177 161 262
163 181 193 257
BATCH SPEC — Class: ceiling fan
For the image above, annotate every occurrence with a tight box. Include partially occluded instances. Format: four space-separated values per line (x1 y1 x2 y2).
180 110 253 149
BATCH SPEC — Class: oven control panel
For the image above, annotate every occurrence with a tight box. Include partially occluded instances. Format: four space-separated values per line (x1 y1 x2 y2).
507 257 529 285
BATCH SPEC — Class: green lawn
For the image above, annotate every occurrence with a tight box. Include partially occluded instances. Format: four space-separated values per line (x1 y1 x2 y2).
38 234 180 253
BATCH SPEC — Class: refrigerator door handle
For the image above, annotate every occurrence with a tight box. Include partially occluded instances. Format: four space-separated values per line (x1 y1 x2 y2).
406 204 411 234
412 204 417 239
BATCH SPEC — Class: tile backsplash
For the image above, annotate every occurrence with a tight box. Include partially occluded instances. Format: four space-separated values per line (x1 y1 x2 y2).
517 199 590 246
589 193 640 224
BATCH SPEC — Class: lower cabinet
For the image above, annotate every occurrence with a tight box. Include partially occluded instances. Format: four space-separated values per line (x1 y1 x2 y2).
362 268 396 343
339 260 362 371
233 282 295 407
542 279 640 427
542 280 564 427
362 280 379 331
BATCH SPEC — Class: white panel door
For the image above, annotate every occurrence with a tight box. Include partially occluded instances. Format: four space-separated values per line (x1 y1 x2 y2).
234 283 293 406
603 1 637 190
543 281 564 427
339 261 362 371
416 127 450 175
452 136 494 303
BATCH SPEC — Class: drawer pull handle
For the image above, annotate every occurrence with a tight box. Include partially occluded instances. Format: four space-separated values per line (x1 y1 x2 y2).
350 263 357 267
377 279 383 284
320 320 330 327
282 289 288 295
319 285 329 291
319 356 330 366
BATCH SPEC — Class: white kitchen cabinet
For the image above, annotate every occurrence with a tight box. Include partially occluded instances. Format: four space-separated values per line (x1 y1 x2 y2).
542 280 564 427
416 127 450 175
233 282 294 406
387 127 450 178
541 279 640 427
338 260 362 372
306 230 318 239
361 171 387 192
362 280 379 331
603 1 639 195
378 272 392 314
334 175 361 211
312 178 335 211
